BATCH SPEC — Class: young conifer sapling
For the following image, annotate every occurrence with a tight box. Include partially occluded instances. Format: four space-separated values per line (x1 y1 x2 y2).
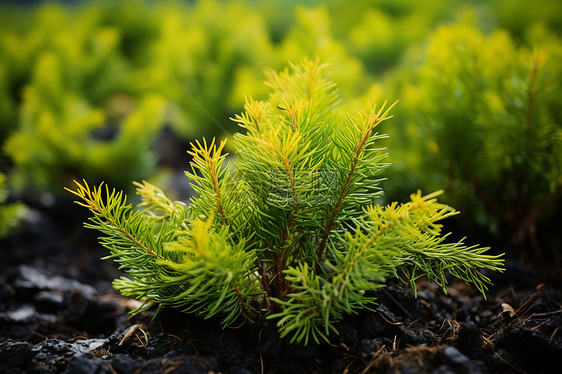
68 59 504 345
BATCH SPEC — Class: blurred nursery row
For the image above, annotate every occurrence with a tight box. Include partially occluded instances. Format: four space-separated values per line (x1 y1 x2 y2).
0 0 561 267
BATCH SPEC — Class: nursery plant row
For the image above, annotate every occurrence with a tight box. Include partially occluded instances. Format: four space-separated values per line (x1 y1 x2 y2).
0 0 561 255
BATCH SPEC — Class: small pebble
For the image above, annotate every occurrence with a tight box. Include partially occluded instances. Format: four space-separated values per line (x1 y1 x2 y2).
444 346 470 367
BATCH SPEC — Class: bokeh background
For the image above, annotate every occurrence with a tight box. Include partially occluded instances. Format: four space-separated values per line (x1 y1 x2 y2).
1 0 561 273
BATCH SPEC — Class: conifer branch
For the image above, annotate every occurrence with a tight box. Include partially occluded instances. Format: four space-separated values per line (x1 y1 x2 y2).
66 180 158 258
357 191 504 297
186 138 230 224
317 101 396 261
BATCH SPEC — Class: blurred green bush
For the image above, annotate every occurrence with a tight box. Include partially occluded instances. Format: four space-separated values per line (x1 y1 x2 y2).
0 0 560 253
381 13 562 256
0 2 166 190
0 0 376 193
0 172 26 238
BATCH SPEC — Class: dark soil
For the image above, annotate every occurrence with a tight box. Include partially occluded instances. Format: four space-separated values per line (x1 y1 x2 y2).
1 194 561 374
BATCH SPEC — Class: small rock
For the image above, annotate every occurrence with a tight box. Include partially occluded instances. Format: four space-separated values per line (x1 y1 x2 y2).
469 361 490 374
418 329 436 345
63 288 97 325
401 326 435 346
434 363 459 374
33 290 64 311
497 321 562 372
107 354 138 374
456 321 482 357
32 339 76 361
74 339 108 355
546 315 562 331
443 346 470 367
1 304 36 323
0 340 33 371
14 265 97 298
63 354 110 374
376 337 394 349
361 313 388 337
336 323 358 345
376 303 399 324
359 339 377 358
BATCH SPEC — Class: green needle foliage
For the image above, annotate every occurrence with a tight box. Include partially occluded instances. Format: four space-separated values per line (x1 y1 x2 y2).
386 18 562 253
68 59 504 345
0 173 27 239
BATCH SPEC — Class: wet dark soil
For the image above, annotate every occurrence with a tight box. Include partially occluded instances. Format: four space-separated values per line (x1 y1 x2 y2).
1 195 561 373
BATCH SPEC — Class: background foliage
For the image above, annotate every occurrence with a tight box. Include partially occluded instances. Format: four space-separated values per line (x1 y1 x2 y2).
0 0 561 261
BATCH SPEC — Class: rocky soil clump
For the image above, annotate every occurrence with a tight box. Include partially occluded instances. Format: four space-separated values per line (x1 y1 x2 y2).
1 263 561 373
